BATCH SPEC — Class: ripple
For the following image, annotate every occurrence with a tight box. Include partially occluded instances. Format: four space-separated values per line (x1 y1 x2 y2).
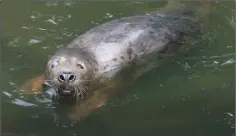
224 112 235 129
30 11 42 21
64 1 75 6
11 98 38 107
38 28 48 31
8 82 15 86
35 97 52 103
224 16 235 29
43 14 71 25
2 91 12 98
28 38 42 45
9 65 33 71
41 46 49 49
8 37 20 47
181 62 191 71
104 12 114 19
22 26 32 29
221 58 235 66
45 2 59 7
45 18 58 25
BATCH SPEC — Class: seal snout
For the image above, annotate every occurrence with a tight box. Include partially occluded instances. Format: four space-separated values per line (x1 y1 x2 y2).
58 72 76 83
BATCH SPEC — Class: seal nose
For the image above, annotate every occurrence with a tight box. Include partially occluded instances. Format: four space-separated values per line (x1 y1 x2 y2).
58 72 76 83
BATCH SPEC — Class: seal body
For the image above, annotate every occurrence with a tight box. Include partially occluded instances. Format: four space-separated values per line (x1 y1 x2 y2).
69 8 198 79
45 6 200 98
19 1 213 120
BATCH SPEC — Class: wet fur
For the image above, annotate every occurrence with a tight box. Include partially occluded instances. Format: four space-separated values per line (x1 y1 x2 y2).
44 48 98 101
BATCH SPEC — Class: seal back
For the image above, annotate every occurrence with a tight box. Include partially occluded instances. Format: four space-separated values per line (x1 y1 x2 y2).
67 6 199 79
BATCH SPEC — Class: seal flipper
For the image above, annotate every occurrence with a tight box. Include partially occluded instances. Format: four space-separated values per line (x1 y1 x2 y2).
68 73 134 120
20 74 45 94
68 84 118 120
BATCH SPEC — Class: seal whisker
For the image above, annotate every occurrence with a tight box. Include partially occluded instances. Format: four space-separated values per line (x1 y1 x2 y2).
75 86 81 101
74 87 79 103
80 85 88 97
81 86 86 99
76 87 81 103
78 86 84 99
74 86 78 98
54 88 59 101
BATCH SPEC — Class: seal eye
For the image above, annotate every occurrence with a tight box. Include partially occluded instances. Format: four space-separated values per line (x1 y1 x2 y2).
76 64 84 69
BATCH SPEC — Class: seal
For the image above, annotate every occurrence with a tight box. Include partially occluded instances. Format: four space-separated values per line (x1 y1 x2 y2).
21 0 213 120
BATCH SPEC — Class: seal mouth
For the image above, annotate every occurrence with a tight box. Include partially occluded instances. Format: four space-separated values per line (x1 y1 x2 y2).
48 82 89 101
58 89 74 96
57 85 75 96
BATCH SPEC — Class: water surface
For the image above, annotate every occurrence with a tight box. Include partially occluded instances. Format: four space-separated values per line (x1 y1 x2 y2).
0 1 235 136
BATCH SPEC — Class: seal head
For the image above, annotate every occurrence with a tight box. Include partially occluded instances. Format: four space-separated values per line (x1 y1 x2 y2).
45 48 97 99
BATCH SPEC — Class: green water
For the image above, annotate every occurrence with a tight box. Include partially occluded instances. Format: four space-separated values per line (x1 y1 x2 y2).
0 1 235 136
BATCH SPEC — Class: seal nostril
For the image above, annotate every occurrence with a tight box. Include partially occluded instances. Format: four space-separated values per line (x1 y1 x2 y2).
59 75 65 82
69 75 76 81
